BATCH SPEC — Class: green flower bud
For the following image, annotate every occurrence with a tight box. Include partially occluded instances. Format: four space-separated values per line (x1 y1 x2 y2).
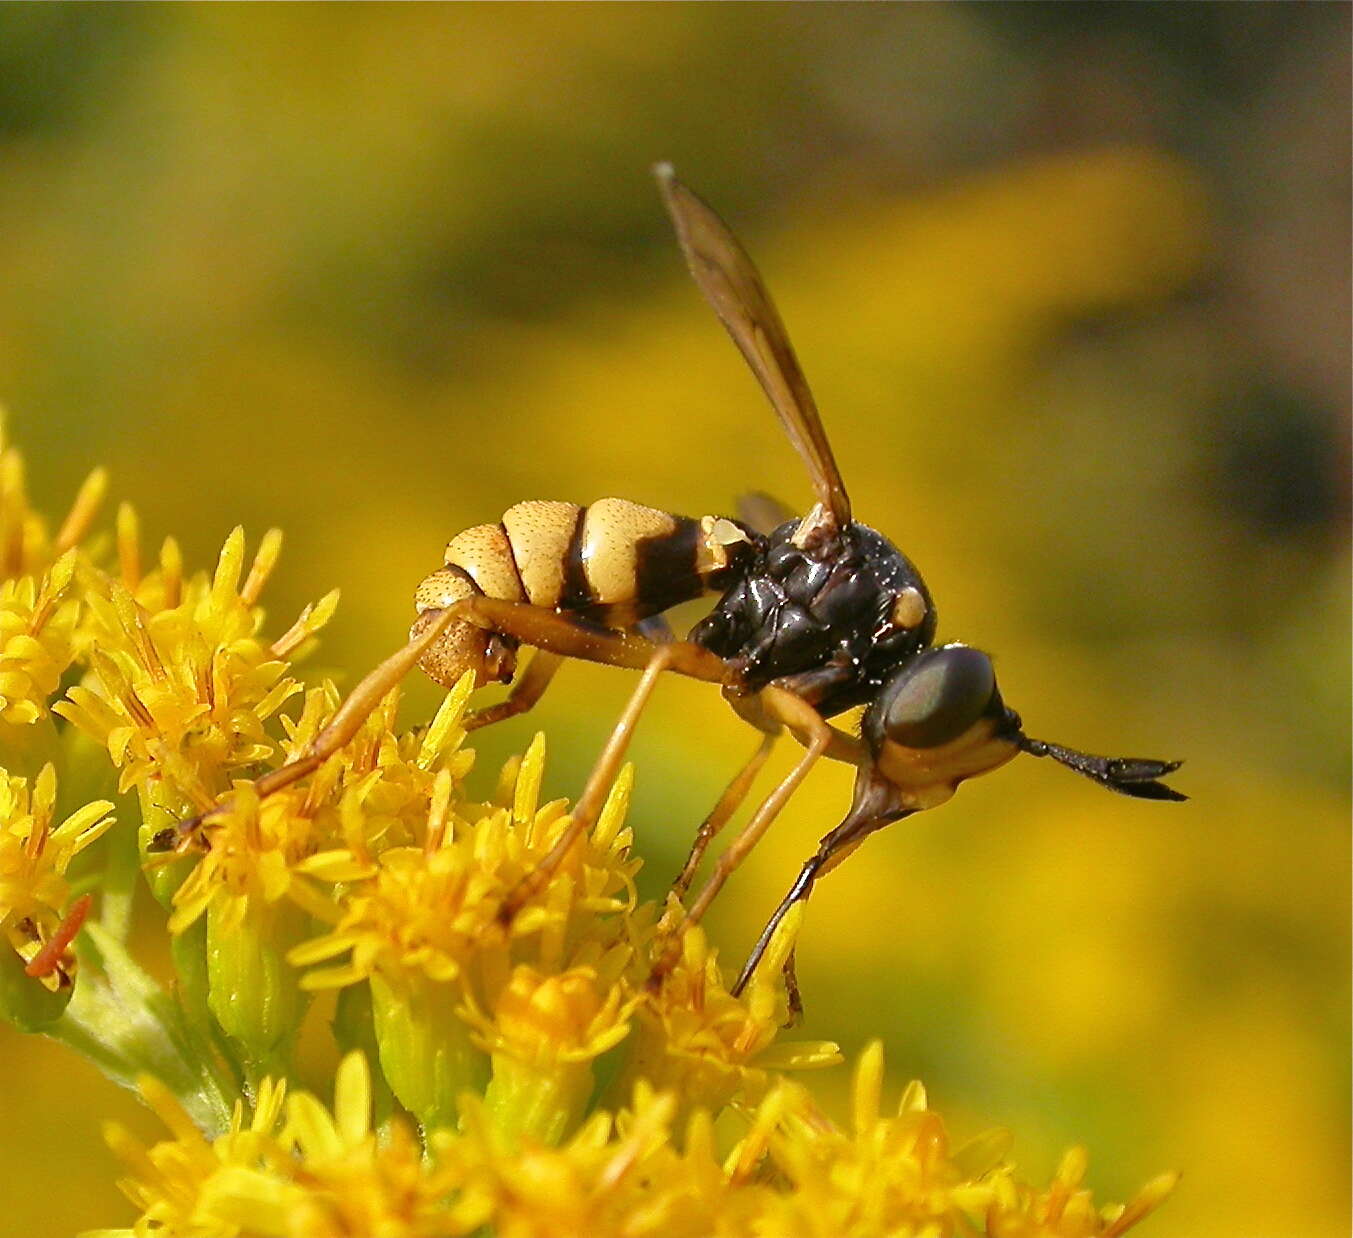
206 895 309 1069
369 970 487 1132
136 779 197 909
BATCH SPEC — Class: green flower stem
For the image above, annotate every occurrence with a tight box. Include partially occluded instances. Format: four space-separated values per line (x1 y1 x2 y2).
135 781 220 1065
170 916 234 1072
55 923 235 1135
97 820 140 943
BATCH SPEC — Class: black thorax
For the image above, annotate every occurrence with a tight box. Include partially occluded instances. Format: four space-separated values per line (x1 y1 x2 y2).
690 519 935 717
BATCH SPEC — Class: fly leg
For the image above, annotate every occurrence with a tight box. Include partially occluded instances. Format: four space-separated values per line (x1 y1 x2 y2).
728 837 836 1020
465 596 729 684
498 644 677 923
648 685 862 984
156 599 730 850
731 768 913 1020
153 606 468 849
467 612 681 732
671 732 777 899
463 651 562 731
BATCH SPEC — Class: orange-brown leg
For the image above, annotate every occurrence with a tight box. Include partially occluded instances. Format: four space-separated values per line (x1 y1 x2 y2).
156 600 728 850
465 612 677 733
466 596 728 684
671 732 777 898
274 597 725 769
464 651 562 731
667 678 865 927
648 686 856 984
252 605 464 798
152 606 467 849
499 644 677 922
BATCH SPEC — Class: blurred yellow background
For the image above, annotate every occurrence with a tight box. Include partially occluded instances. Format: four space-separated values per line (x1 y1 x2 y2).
0 6 1347 1236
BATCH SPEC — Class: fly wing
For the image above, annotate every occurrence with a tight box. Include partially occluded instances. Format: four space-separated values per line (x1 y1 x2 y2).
655 164 852 530
736 490 796 536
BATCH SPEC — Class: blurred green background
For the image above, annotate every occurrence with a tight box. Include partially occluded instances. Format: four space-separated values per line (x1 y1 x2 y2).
0 5 1347 1236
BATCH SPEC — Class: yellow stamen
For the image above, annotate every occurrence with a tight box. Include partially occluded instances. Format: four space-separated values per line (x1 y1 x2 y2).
55 465 108 552
116 502 140 588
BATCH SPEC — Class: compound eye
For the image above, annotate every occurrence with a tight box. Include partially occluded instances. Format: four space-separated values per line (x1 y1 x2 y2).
882 645 998 749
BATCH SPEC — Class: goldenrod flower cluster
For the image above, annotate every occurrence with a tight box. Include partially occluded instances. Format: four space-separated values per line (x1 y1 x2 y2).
91 1046 1176 1238
0 422 1177 1236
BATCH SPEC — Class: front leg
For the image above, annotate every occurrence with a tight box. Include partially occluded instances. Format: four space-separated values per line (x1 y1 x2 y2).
730 766 913 1013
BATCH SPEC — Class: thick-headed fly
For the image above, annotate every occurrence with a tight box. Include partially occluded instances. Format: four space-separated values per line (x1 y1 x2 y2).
163 167 1183 1009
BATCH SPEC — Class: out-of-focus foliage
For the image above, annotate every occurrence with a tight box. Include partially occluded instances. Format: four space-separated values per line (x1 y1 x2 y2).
0 5 1345 1238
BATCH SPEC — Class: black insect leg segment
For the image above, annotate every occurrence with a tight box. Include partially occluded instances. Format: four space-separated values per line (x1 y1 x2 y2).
731 767 913 1005
731 847 823 999
1018 736 1186 801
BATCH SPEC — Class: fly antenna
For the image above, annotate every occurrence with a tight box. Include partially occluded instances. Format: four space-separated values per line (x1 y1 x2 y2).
1018 736 1186 801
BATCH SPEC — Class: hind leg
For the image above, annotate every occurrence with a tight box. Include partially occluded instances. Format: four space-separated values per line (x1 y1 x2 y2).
464 614 677 733
464 651 563 731
156 600 731 850
499 644 680 922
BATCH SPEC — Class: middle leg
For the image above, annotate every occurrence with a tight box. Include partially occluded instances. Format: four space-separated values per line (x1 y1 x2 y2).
648 686 856 983
671 731 778 899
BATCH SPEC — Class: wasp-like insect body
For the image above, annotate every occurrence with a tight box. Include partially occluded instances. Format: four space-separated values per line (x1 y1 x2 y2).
403 163 1182 1003
164 165 1181 1015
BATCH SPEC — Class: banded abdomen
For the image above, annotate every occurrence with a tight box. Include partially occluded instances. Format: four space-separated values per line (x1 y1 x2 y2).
413 498 754 688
